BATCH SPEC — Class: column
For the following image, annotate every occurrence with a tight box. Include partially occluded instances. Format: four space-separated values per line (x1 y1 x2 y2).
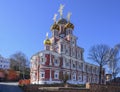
49 53 52 82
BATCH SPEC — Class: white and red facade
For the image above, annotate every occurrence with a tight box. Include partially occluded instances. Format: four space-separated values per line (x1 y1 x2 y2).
0 55 10 70
30 6 105 84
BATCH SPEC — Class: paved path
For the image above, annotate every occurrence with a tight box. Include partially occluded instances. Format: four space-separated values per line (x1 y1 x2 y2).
0 82 23 92
0 82 18 85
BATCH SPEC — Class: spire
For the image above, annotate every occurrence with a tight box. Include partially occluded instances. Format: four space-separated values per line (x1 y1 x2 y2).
53 14 57 23
67 12 72 22
58 4 65 18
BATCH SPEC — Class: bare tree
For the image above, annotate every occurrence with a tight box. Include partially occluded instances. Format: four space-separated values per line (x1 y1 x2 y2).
108 44 120 81
60 72 69 84
10 52 29 79
88 44 110 84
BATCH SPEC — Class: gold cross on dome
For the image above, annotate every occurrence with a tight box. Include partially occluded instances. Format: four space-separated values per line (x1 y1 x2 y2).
46 32 48 39
67 12 72 22
53 14 57 22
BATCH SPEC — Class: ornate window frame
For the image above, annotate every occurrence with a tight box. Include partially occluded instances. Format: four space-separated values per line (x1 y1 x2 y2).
54 71 59 79
40 70 45 79
78 75 82 81
40 54 46 65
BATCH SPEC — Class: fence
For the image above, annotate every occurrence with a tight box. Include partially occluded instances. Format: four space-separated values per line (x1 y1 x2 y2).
20 83 120 92
22 86 89 92
89 84 120 92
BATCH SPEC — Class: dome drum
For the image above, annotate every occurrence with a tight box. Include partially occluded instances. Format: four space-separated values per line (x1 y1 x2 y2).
57 18 67 24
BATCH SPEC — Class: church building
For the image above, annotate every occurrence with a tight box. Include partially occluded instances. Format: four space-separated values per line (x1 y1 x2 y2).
30 5 105 84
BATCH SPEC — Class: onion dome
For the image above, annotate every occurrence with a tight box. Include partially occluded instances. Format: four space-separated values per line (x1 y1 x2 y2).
51 22 59 31
57 18 67 24
65 22 74 30
44 39 51 45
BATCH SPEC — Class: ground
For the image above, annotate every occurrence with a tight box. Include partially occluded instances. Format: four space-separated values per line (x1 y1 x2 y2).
0 82 23 92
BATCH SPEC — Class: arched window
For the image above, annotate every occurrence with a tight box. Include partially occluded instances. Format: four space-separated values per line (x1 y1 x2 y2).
72 72 76 80
66 30 69 35
73 63 76 68
54 58 60 66
65 59 70 68
40 56 46 65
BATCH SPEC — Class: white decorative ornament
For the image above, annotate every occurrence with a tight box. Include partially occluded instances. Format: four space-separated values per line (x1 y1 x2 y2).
58 4 65 18
46 32 49 38
53 14 57 22
67 12 72 22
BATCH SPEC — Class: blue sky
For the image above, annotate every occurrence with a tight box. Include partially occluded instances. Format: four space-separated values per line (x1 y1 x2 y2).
0 0 120 63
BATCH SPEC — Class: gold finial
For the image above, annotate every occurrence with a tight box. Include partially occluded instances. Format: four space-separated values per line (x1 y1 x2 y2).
67 12 72 22
58 4 65 18
53 14 57 23
44 32 51 45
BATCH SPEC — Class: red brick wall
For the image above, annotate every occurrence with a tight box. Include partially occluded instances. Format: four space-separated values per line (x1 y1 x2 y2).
51 55 54 65
45 70 50 79
45 54 50 65
52 70 54 79
59 57 63 67
59 71 63 80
